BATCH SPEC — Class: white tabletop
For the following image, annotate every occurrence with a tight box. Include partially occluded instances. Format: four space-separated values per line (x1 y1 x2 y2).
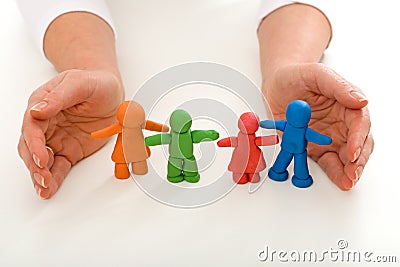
1 1 399 266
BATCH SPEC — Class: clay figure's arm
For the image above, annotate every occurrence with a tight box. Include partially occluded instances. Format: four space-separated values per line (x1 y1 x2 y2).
255 135 279 146
144 133 171 146
305 128 332 145
145 120 169 132
91 123 122 138
259 120 286 131
191 130 219 144
217 137 238 147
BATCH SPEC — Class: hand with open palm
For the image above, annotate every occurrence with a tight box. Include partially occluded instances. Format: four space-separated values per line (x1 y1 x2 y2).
264 63 374 190
18 69 124 199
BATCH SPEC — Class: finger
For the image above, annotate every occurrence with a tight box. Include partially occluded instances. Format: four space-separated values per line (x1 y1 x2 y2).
345 108 371 162
318 151 354 191
39 156 72 199
301 64 369 109
26 75 64 105
344 133 374 182
34 184 47 199
29 71 98 120
21 74 69 169
46 146 55 168
18 136 52 192
21 113 50 169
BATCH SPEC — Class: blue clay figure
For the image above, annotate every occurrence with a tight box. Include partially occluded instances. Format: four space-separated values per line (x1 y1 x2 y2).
259 100 332 188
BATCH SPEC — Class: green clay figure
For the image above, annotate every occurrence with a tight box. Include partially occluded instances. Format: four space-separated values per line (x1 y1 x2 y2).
145 109 219 183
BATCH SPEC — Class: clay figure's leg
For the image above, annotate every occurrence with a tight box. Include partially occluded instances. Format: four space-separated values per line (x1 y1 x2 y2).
232 173 248 184
248 173 260 183
268 149 293 182
167 157 184 183
115 163 130 179
131 160 148 175
183 156 200 183
292 151 313 188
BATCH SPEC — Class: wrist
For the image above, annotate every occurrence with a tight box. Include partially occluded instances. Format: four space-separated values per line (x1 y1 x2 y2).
258 4 331 89
44 12 120 77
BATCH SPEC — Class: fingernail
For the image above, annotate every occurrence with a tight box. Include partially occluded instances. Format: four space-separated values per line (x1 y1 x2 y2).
33 153 42 168
34 173 47 188
350 91 368 102
355 166 364 181
30 101 48 111
352 148 361 162
35 184 41 196
342 179 354 190
35 185 47 200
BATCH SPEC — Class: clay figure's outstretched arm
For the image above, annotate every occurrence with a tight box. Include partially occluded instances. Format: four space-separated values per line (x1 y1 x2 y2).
145 120 169 132
191 130 219 144
91 123 122 138
255 135 279 146
305 128 332 145
145 133 172 146
217 137 238 147
259 120 286 131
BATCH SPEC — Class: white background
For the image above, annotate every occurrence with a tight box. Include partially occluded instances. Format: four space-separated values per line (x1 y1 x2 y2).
0 0 399 266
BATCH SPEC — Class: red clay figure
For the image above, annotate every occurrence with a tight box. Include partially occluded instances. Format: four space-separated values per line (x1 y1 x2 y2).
217 112 279 184
91 101 169 179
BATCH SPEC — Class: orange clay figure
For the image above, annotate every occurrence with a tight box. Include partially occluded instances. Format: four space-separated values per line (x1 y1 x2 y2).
91 101 169 179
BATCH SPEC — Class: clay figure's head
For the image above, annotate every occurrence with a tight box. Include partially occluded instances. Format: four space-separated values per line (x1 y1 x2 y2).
170 109 192 133
286 100 311 128
238 112 259 134
117 101 145 128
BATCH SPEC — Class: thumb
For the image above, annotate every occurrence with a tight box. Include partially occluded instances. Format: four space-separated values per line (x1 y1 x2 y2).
303 64 369 109
29 71 97 120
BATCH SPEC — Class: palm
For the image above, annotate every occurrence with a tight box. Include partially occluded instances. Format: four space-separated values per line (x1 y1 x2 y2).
265 63 373 190
45 108 116 165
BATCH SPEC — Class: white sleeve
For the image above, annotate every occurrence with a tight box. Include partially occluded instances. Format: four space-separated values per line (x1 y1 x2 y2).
258 0 333 33
16 0 115 57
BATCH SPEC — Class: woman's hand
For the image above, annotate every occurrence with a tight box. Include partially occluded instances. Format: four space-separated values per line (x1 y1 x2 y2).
264 63 374 190
18 69 124 199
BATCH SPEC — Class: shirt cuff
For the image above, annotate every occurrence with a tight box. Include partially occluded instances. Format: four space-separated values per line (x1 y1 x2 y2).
16 0 115 58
